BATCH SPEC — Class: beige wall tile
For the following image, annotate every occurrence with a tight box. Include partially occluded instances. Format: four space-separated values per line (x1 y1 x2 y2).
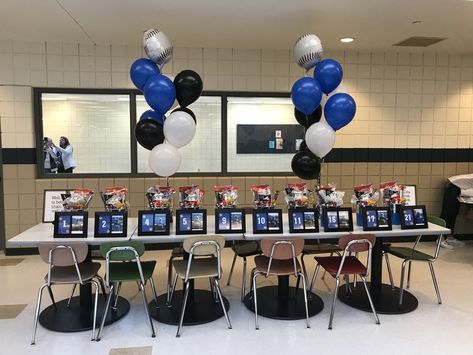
258 177 273 187
231 177 246 190
19 194 35 210
51 179 68 189
367 163 381 175
417 175 431 188
430 175 446 189
456 162 469 174
82 178 99 192
341 163 355 176
5 224 20 240
188 177 203 187
244 177 260 190
406 163 419 175
19 209 36 224
3 194 19 210
443 163 457 176
418 163 432 176
114 178 130 188
5 210 20 225
393 163 407 175
129 178 145 193
381 163 394 176
216 176 232 185
98 178 115 191
3 179 19 194
431 163 444 176
35 179 52 193
18 179 35 194
327 163 341 175
202 177 218 192
17 165 35 179
2 165 18 179
354 162 368 175
340 176 354 189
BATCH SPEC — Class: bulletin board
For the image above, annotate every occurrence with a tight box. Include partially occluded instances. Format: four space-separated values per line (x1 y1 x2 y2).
236 124 305 154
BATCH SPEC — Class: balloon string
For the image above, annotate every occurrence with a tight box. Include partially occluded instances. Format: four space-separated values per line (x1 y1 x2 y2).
166 177 170 187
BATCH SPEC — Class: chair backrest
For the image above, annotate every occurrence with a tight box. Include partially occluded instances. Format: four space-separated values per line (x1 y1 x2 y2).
338 234 376 253
428 215 447 228
260 238 305 260
100 241 145 261
183 235 225 256
38 242 88 266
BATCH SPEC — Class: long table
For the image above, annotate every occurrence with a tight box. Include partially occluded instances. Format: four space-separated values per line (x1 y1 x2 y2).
8 213 450 330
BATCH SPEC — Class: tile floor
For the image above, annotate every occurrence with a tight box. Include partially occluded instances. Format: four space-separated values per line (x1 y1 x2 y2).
1 242 473 355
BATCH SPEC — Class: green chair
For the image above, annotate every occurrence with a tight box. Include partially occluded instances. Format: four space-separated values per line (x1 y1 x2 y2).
96 241 159 340
168 235 231 337
383 215 444 306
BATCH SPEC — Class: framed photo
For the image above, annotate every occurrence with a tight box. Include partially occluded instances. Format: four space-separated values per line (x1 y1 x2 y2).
361 206 392 231
53 211 88 238
252 209 283 234
403 185 417 206
137 210 171 236
399 205 428 229
176 209 207 235
215 208 246 234
43 190 68 223
94 211 128 237
288 208 319 233
323 207 353 232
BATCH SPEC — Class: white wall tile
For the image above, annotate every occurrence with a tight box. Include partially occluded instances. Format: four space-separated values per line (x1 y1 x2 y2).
63 43 79 56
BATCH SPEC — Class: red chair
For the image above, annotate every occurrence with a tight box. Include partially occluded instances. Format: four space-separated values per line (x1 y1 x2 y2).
309 234 380 329
250 238 309 329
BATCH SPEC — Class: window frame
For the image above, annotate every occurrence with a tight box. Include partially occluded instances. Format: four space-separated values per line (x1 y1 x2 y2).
34 87 295 179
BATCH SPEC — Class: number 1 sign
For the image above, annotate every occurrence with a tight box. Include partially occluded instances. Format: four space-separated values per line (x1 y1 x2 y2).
288 208 319 233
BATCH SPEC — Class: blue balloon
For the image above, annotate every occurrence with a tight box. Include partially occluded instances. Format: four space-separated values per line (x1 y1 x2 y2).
140 109 165 125
314 59 343 94
143 74 176 115
324 93 356 131
130 58 160 91
291 77 322 115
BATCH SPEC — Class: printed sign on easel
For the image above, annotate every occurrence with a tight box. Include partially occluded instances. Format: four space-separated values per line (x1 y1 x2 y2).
43 190 67 223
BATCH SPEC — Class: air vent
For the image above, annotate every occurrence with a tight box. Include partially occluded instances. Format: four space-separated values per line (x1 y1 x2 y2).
393 36 446 47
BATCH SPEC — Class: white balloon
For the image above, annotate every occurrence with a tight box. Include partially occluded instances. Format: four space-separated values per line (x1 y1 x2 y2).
143 29 173 66
305 122 336 158
163 111 196 148
148 143 181 177
294 34 323 71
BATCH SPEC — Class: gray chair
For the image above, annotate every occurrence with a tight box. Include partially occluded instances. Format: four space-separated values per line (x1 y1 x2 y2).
168 235 231 337
31 243 102 344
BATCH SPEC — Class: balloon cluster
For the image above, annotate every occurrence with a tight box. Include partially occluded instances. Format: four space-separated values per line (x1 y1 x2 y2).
291 34 357 180
130 29 203 177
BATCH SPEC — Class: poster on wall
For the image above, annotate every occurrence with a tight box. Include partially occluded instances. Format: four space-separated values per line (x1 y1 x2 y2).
43 190 67 223
236 124 304 154
403 185 417 206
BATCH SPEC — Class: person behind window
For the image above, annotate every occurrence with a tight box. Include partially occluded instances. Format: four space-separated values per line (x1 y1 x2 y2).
43 137 60 174
54 136 76 173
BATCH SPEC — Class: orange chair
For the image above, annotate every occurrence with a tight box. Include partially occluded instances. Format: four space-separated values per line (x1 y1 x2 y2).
250 238 309 329
310 234 380 329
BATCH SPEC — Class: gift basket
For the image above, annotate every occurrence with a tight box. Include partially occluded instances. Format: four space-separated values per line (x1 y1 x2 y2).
316 183 345 223
350 184 379 226
214 185 238 209
179 185 204 209
379 181 406 224
284 183 309 209
251 185 279 209
101 186 129 211
146 185 175 210
61 188 94 211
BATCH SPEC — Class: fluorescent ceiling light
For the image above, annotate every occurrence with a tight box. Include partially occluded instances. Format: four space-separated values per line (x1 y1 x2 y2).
340 37 355 43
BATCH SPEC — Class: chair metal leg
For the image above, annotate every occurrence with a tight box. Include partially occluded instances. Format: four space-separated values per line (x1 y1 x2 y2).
149 277 160 308
321 252 333 280
112 282 122 310
90 280 100 341
241 257 247 301
94 275 107 300
295 274 301 295
328 277 340 330
248 267 256 298
214 278 232 329
227 252 237 286
209 278 217 302
96 284 114 341
344 275 352 295
67 284 77 308
167 256 176 302
168 273 179 306
309 264 321 294
298 272 310 328
429 262 442 304
139 282 156 338
384 253 395 289
407 261 412 289
301 253 308 282
361 276 380 324
353 252 359 287
399 260 408 307
47 286 57 309
176 281 190 337
252 272 260 330
31 283 48 345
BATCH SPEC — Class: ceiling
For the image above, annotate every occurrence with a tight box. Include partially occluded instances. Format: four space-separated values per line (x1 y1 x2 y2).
1 0 473 52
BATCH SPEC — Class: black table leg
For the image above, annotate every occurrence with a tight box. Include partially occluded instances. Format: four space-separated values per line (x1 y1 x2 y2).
243 274 324 320
38 248 130 332
338 239 418 314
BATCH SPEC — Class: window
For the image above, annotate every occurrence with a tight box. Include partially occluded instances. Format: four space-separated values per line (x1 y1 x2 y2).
41 93 131 174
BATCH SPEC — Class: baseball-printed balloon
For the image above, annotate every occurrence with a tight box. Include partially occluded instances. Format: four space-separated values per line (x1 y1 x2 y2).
294 34 323 71
143 29 173 66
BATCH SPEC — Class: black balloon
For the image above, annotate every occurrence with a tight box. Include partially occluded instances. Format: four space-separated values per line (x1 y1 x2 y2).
135 118 165 150
172 107 196 123
294 106 322 128
174 70 203 108
291 150 321 180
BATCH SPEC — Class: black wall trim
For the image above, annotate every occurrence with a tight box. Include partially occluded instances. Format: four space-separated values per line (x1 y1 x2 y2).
2 148 37 164
3 147 471 166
